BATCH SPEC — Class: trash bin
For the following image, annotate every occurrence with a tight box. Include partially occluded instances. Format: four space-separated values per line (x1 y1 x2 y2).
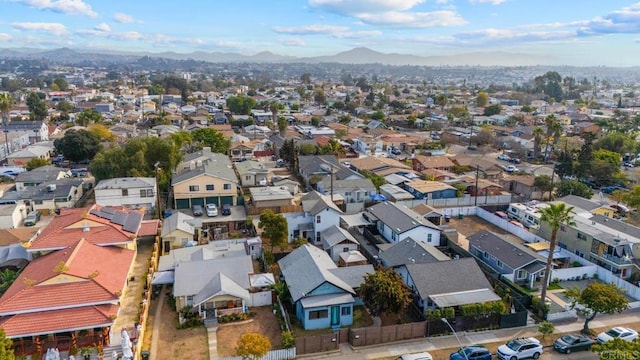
457 213 464 220
141 351 150 360
444 214 450 223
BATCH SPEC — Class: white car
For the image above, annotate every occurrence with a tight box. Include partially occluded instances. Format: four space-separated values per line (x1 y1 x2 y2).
505 165 519 172
205 203 218 217
497 154 511 161
497 337 543 360
597 327 638 343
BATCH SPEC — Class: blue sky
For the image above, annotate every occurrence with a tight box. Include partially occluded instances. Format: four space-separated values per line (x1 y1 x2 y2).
1 0 640 66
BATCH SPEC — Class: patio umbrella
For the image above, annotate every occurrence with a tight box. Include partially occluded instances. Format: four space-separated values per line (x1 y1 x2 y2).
121 329 133 360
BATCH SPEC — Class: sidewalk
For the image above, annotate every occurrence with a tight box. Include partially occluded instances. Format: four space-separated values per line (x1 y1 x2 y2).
298 311 640 360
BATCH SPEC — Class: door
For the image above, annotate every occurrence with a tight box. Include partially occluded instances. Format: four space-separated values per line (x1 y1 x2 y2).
330 306 340 327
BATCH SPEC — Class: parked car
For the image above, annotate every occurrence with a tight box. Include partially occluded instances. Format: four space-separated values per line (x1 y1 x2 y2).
508 157 522 164
505 165 519 173
597 327 638 343
610 204 630 215
24 210 41 227
497 337 543 360
396 352 433 360
497 154 511 161
450 345 491 360
205 203 218 217
602 184 627 194
553 334 594 354
222 204 232 216
191 205 203 217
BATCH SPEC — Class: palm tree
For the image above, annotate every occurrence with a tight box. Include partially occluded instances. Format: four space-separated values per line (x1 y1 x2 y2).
543 115 557 163
539 203 576 317
533 127 544 160
0 93 13 156
552 121 563 145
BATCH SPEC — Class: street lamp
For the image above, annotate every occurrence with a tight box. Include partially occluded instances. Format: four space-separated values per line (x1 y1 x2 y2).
441 318 468 360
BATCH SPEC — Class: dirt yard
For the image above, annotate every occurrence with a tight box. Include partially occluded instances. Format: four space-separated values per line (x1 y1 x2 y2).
141 289 209 360
216 306 283 357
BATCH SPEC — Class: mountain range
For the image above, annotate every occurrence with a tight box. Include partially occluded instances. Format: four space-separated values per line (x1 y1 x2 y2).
0 46 556 66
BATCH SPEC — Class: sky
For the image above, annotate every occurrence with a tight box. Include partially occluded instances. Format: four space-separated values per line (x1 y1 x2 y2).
1 0 640 66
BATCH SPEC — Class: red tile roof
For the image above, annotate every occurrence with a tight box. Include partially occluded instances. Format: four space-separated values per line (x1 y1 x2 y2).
0 239 135 315
138 220 160 237
0 304 118 338
30 205 142 251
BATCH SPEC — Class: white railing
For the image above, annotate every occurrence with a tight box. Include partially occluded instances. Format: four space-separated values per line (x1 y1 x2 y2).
216 307 244 317
395 194 512 209
219 348 296 360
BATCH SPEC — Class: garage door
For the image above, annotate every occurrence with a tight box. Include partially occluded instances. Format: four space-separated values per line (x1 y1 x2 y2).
205 197 219 206
191 198 205 206
175 199 190 210
220 196 234 206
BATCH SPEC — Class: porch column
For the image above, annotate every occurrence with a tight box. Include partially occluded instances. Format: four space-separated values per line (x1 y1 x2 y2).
242 299 246 312
529 274 534 289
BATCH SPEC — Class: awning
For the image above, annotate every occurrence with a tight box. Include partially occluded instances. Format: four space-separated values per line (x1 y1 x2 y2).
340 213 372 228
300 293 354 308
151 271 174 285
538 248 570 260
370 194 387 202
429 289 501 308
526 242 549 251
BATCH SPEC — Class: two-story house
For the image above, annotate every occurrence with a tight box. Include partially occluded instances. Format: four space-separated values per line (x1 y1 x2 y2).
172 148 239 209
365 201 441 246
403 180 457 200
234 161 268 187
95 177 157 211
316 178 375 213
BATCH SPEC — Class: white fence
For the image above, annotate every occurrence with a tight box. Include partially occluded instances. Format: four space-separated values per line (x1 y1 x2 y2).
394 194 512 209
551 250 598 281
476 207 545 243
547 309 577 322
596 267 640 300
248 290 273 307
219 348 296 360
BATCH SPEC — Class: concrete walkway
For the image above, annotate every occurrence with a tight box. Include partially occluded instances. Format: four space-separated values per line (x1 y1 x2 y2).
148 285 165 360
297 310 640 360
207 325 219 360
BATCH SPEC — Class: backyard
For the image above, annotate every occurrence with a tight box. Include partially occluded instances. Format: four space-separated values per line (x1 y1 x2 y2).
216 306 283 357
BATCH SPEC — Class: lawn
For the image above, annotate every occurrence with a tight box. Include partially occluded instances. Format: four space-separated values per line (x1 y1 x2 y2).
548 282 564 290
352 306 374 328
216 306 283 357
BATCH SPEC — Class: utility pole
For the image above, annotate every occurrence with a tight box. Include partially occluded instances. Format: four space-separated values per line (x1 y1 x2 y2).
154 162 162 220
474 164 480 207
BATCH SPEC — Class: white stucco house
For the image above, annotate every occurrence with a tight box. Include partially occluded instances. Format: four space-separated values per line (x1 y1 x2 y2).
94 177 157 212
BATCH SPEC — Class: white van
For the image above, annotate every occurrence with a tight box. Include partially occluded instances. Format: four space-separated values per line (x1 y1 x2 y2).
396 352 433 360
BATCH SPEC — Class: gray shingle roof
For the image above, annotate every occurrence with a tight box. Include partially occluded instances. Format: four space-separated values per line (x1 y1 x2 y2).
15 165 68 184
556 195 600 212
161 211 195 237
366 201 440 233
193 272 250 306
172 152 238 185
328 265 374 288
301 191 343 215
467 230 541 269
95 177 155 190
321 225 357 249
173 255 253 297
405 258 498 301
379 237 449 268
278 244 354 302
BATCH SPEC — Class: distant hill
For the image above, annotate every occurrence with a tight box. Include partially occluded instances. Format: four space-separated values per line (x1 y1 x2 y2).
0 46 555 66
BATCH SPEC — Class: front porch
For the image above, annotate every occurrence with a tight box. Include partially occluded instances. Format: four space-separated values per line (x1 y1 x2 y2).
197 298 246 320
11 329 108 359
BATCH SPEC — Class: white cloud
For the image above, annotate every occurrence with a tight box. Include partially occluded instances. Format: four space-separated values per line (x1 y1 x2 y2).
113 12 135 24
469 0 507 4
333 30 382 39
0 33 10 42
282 37 306 47
358 10 466 28
309 0 424 16
273 24 349 35
16 0 97 17
94 23 111 32
12 22 67 35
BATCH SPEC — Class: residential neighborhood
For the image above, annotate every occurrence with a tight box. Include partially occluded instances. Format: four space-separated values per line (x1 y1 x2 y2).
1 53 640 360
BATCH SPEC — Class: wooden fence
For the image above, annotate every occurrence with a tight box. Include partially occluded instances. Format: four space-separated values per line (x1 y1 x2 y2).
246 204 303 216
295 330 345 355
349 322 427 347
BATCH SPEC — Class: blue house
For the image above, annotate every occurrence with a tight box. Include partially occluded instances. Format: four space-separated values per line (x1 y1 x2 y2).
278 245 373 330
403 180 457 200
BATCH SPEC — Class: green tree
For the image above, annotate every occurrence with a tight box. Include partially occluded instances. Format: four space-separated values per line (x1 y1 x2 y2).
543 115 557 163
533 127 544 160
534 175 554 200
56 100 74 114
538 203 575 317
87 123 115 142
592 338 640 360
359 267 412 317
313 88 326 104
298 143 318 156
483 104 502 116
25 158 49 171
565 282 629 333
191 128 231 154
0 269 19 295
53 129 101 163
52 77 69 91
556 180 593 199
258 210 288 251
277 116 287 134
226 95 257 115
538 321 554 340
434 94 448 111
236 333 271 360
75 109 103 126
169 131 194 150
0 93 12 129
0 328 15 360
311 116 321 128
476 91 488 107
26 92 47 121
362 171 386 192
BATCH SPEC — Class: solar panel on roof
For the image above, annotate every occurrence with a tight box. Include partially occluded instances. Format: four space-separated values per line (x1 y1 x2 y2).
111 211 127 225
101 207 117 215
122 212 143 233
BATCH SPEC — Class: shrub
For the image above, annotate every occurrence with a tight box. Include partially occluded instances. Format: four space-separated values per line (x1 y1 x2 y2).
426 309 441 320
281 331 295 348
217 312 250 324
441 307 455 319
532 296 549 318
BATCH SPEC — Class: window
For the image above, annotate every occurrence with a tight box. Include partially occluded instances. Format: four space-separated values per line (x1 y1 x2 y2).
316 232 320 242
206 184 215 191
186 295 194 306
427 234 432 242
180 237 189 246
517 269 527 280
343 247 350 253
308 310 328 319
245 176 251 181
316 215 321 224
483 251 489 259
392 232 397 241
496 260 503 269
577 232 587 240
344 192 352 197
122 189 128 196
341 307 351 316
223 183 232 190
560 225 566 232
189 185 199 192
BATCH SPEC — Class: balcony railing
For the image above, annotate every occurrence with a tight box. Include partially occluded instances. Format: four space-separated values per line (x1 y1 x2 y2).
215 306 245 317
592 252 633 265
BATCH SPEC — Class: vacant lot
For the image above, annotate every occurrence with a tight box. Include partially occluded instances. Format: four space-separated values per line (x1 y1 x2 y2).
216 307 283 357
